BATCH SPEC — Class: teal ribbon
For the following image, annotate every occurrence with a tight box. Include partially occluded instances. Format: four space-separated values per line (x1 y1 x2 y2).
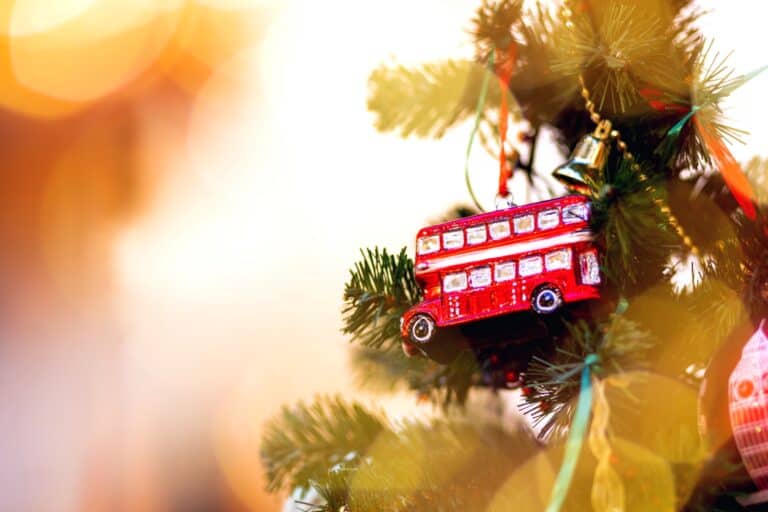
667 105 700 137
667 64 768 138
545 354 600 512
464 52 494 212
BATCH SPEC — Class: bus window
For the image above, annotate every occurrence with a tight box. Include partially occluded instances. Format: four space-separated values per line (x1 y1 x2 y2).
443 230 464 250
580 251 601 285
466 225 487 245
538 209 560 230
545 248 572 271
514 214 534 234
494 262 516 282
563 203 589 224
443 272 467 292
469 267 491 288
489 220 511 240
417 234 440 255
519 255 543 276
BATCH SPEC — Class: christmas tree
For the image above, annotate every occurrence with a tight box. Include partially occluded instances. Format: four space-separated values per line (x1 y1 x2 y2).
260 1 768 510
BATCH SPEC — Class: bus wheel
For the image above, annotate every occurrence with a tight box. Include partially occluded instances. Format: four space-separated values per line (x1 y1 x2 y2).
408 314 436 345
531 285 563 314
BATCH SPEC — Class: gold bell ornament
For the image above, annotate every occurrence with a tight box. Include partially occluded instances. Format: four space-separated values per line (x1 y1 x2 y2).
552 119 612 195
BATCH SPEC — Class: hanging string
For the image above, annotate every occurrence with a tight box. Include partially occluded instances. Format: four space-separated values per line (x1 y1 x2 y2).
496 42 517 198
464 43 518 211
545 353 600 512
464 52 493 212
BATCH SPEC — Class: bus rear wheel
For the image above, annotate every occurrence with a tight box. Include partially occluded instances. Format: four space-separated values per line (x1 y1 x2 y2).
531 285 563 314
408 314 436 345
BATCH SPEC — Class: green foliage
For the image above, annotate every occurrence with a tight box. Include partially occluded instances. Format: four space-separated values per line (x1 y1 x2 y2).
589 158 679 292
342 247 420 350
368 59 499 139
471 0 523 60
266 1 768 508
523 314 654 438
350 346 479 407
260 396 386 495
347 419 540 511
553 3 666 113
279 415 543 512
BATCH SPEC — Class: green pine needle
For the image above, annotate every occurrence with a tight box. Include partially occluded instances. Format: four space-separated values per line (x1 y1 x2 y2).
260 396 386 494
368 59 500 139
342 247 421 350
471 0 523 60
523 315 654 439
589 158 680 292
349 346 479 407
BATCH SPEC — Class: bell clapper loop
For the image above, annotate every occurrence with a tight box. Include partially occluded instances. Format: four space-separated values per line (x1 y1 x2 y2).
593 120 612 141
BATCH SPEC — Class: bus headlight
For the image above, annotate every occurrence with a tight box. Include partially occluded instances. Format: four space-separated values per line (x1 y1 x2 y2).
579 251 600 285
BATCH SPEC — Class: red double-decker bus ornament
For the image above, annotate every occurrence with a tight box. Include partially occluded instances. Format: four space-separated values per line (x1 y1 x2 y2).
401 195 601 352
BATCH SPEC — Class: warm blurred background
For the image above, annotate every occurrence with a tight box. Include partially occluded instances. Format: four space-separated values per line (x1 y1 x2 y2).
1 0 766 511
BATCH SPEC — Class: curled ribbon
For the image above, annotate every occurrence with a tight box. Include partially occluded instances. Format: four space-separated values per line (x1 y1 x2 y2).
545 353 600 512
664 65 768 220
589 378 624 512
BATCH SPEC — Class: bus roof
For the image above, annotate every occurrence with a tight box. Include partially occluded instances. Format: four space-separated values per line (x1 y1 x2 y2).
415 194 589 238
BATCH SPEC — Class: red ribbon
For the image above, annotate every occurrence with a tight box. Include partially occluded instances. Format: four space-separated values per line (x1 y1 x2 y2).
641 88 759 221
496 42 517 197
694 116 758 220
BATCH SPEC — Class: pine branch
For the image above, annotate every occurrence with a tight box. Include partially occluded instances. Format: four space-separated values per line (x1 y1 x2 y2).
589 157 680 292
345 418 541 511
523 314 654 439
349 346 478 407
471 0 523 61
260 396 386 495
367 59 499 138
342 247 421 350
274 408 544 512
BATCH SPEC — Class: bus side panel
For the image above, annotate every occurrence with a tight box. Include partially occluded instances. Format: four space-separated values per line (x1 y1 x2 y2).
443 293 470 322
493 282 518 309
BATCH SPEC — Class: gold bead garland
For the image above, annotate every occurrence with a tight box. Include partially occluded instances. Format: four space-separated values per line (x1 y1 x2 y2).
575 66 699 256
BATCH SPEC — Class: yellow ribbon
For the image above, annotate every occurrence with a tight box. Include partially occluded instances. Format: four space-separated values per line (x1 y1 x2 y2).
588 378 625 512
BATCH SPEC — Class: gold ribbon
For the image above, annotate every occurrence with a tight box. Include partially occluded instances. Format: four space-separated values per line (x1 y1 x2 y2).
588 378 625 512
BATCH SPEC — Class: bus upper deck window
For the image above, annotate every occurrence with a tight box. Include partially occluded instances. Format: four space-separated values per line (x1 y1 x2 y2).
563 203 589 224
443 230 464 250
417 235 440 255
489 220 511 240
538 209 560 230
513 214 534 234
466 226 487 245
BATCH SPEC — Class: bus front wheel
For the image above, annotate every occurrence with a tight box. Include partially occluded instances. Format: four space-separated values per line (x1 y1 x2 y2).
531 285 563 314
408 314 436 345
